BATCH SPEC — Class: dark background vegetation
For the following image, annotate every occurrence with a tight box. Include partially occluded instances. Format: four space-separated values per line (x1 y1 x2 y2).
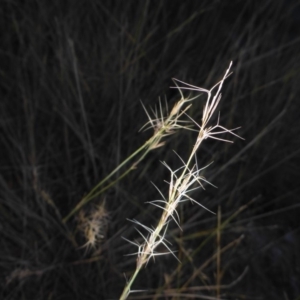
1 0 300 299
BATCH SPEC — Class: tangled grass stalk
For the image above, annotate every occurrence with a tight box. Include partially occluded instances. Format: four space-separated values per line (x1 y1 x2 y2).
120 62 242 300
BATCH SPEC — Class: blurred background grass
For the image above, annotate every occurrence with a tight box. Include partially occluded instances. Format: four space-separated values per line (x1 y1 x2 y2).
1 0 300 299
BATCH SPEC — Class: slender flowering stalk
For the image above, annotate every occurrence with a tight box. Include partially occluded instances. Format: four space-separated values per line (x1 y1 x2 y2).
63 86 195 223
120 62 243 300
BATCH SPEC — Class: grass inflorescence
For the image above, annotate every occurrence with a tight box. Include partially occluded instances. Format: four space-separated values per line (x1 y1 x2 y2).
119 62 243 299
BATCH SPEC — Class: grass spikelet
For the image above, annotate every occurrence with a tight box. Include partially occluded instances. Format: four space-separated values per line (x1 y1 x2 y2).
77 200 109 254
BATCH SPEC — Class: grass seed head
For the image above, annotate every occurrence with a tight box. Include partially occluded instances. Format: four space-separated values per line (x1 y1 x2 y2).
77 200 109 254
